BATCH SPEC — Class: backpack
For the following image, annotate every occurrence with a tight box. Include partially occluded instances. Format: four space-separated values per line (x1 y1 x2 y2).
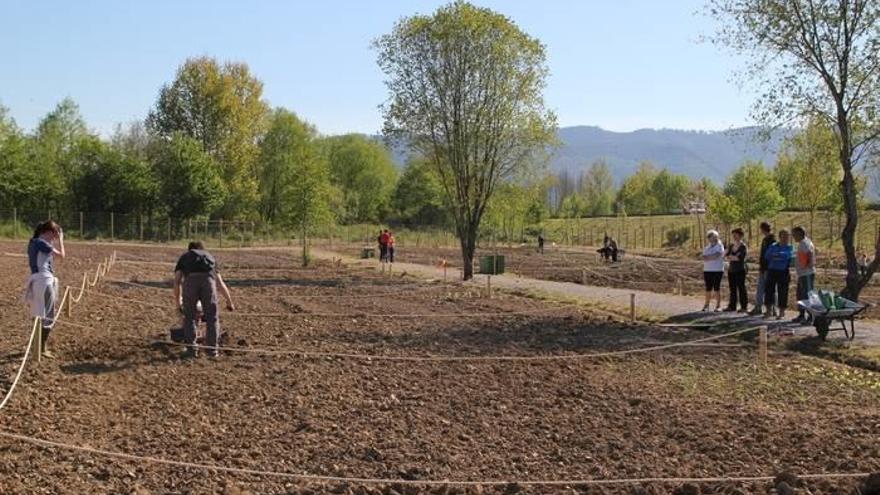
187 249 215 273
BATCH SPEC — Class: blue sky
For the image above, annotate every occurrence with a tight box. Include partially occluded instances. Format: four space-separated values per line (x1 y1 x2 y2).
1 0 753 136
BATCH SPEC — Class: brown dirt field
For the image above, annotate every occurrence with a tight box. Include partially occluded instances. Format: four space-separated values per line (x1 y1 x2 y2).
340 242 880 319
0 241 878 494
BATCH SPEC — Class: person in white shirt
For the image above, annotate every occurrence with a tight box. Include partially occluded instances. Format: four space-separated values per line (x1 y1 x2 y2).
701 230 725 311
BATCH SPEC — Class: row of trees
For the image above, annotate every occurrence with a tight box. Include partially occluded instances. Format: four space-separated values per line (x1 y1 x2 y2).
0 58 430 230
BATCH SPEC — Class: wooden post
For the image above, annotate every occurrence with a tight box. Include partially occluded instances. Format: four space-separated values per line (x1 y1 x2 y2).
36 319 43 363
79 211 84 239
487 275 492 298
110 212 115 242
444 263 448 282
139 214 144 242
582 268 587 285
759 327 768 366
630 293 636 322
12 207 17 239
678 277 683 295
65 287 72 317
219 219 224 248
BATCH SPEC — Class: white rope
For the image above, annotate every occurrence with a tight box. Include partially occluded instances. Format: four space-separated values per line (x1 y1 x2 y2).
0 429 869 486
53 319 759 362
0 318 40 411
104 278 462 300
87 290 590 319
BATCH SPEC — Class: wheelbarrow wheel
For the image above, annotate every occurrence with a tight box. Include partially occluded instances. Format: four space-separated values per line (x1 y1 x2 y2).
814 317 830 340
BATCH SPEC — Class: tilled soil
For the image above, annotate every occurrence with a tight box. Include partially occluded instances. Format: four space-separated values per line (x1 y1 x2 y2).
0 241 878 494
345 242 880 319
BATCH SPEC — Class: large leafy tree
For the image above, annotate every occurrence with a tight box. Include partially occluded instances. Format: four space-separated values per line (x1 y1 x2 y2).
32 98 89 209
722 161 784 238
580 160 615 216
775 117 841 234
709 0 880 298
616 162 659 215
0 109 42 211
393 157 449 226
69 137 159 214
152 134 227 219
652 169 690 214
258 109 322 223
147 57 270 217
321 134 398 223
258 109 332 265
376 1 557 279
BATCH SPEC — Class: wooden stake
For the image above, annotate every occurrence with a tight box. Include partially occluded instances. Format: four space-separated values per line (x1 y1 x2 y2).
110 212 115 242
36 319 43 363
64 287 72 318
582 268 587 285
759 327 768 366
630 293 636 322
487 275 492 298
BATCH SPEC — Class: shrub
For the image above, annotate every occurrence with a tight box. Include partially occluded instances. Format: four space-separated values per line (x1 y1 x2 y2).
664 226 690 247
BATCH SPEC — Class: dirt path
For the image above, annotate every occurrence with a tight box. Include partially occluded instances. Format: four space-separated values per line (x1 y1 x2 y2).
313 247 880 348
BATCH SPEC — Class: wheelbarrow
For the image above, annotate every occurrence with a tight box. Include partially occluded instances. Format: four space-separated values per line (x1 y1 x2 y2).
796 296 867 341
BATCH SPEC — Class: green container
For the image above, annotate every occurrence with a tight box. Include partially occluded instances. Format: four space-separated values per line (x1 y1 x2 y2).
479 255 505 275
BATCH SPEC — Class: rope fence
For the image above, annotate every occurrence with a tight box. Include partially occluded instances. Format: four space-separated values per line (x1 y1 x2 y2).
48 318 761 362
0 429 870 487
0 251 116 412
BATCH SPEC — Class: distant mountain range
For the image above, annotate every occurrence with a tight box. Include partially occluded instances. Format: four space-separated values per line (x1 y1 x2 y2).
551 126 787 184
387 125 788 185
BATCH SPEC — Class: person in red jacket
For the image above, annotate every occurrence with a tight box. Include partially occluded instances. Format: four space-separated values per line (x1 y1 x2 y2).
387 231 396 263
379 230 391 263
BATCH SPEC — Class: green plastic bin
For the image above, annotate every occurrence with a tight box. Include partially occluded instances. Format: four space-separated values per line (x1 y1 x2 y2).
479 255 505 275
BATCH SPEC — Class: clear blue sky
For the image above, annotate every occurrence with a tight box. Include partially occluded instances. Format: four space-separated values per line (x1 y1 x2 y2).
1 0 753 136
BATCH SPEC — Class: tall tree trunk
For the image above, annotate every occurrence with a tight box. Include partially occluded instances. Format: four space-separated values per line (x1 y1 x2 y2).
840 158 861 299
459 221 477 281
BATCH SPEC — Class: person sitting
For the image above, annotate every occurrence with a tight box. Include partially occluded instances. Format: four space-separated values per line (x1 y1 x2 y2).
598 235 619 262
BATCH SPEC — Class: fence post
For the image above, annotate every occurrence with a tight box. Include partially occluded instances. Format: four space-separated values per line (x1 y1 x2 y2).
630 293 636 322
12 207 17 239
79 211 84 239
65 287 72 318
110 212 115 242
219 219 224 248
167 217 172 242
36 319 43 363
139 214 144 242
759 327 768 366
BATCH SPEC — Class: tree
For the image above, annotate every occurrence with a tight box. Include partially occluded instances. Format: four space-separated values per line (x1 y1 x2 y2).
652 169 691 214
376 1 557 279
65 136 158 214
321 134 398 223
709 0 880 298
147 57 270 216
393 157 449 226
258 109 321 223
257 109 331 265
616 162 659 215
722 161 784 238
580 160 615 216
0 111 42 211
32 98 89 209
152 134 226 219
775 118 841 233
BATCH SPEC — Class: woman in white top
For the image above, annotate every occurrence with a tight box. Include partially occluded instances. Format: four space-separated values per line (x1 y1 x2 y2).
701 230 725 311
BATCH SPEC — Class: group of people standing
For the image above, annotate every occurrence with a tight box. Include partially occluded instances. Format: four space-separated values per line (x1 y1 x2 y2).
701 221 815 322
377 229 395 263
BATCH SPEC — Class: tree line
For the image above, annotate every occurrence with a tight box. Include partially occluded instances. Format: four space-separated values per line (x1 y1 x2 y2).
0 57 446 231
